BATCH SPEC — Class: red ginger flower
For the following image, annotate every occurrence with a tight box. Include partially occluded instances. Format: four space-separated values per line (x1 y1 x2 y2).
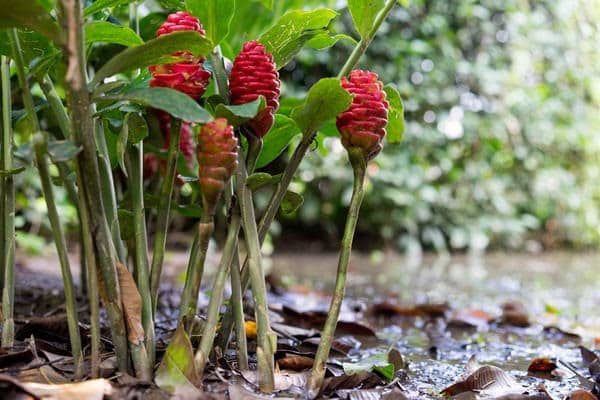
197 118 239 213
229 40 280 138
149 12 211 100
336 70 389 161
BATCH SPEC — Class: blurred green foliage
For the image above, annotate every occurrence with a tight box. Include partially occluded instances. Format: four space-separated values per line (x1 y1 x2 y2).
274 0 600 252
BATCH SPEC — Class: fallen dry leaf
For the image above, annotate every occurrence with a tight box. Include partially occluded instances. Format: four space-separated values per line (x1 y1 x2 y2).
320 371 383 397
276 353 314 371
22 379 112 400
241 370 307 391
501 301 530 327
528 358 558 373
116 262 144 345
566 390 599 400
449 309 495 328
441 365 522 397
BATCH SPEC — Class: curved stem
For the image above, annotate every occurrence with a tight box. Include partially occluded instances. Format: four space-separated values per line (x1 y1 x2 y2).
150 118 181 312
9 29 83 376
306 149 367 398
337 0 397 78
1 55 15 349
178 215 214 330
127 142 155 369
195 205 240 372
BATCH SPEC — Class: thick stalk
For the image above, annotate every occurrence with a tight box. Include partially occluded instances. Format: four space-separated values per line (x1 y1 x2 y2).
217 1 396 346
1 55 15 348
337 0 397 79
33 132 83 378
150 119 181 311
127 143 155 368
234 148 274 393
77 180 101 377
194 207 239 372
178 215 214 330
229 250 248 369
59 0 129 372
210 47 229 102
306 149 366 398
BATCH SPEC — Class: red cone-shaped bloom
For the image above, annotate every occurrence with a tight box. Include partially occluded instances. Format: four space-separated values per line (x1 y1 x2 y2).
149 12 210 100
197 118 239 213
336 70 389 161
229 40 280 138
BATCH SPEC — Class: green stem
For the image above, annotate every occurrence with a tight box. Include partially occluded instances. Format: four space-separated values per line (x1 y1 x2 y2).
229 250 248 370
77 181 101 377
194 205 239 372
234 148 275 393
38 74 72 139
306 149 366 398
59 0 129 372
150 118 181 312
337 0 397 79
127 143 155 370
1 55 15 348
178 215 214 330
210 47 229 102
33 132 83 378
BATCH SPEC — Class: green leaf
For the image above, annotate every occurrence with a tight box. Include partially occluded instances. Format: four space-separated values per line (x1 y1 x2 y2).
47 140 82 163
348 0 385 38
256 114 301 169
258 9 338 68
155 325 201 396
281 190 303 215
126 113 149 143
91 31 212 86
246 172 281 191
186 0 235 45
174 204 203 218
256 0 273 9
85 21 144 47
104 88 212 123
306 33 356 49
291 78 352 134
0 0 63 45
383 85 405 143
84 0 136 17
214 97 265 127
343 348 403 382
0 29 57 69
156 0 185 9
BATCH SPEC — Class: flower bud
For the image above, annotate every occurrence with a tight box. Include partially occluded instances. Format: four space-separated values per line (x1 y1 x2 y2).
229 41 280 138
336 70 389 161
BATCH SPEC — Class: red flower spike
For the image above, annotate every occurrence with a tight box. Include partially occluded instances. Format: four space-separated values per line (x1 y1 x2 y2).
336 70 389 161
149 12 211 100
229 40 280 138
197 118 239 213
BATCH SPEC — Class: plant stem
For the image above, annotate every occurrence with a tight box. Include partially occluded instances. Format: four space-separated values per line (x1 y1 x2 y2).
127 143 155 367
337 0 397 79
306 149 366 398
178 215 214 330
234 148 275 393
229 250 248 369
9 30 84 376
34 132 84 378
59 0 129 372
194 204 239 372
210 46 229 102
0 55 15 348
150 119 181 313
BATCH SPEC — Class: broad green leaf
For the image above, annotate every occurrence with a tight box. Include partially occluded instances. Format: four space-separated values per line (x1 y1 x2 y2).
256 0 273 9
156 0 185 9
84 0 136 17
186 0 235 45
126 113 149 143
0 29 57 69
91 31 212 86
155 325 201 396
348 0 385 38
0 0 63 45
214 97 265 127
47 140 82 163
258 9 338 68
281 190 303 215
256 114 301 169
343 348 402 382
306 33 356 49
139 12 169 42
383 85 405 143
105 88 212 123
85 21 144 47
291 78 352 134
246 172 281 191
